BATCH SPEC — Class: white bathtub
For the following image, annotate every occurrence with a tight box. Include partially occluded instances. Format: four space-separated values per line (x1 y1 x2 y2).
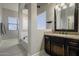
19 37 28 52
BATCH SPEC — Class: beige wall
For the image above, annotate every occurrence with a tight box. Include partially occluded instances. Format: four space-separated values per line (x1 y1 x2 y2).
0 5 2 23
2 8 18 39
27 3 44 55
0 5 2 40
18 3 57 55
78 4 79 32
37 4 55 31
27 3 55 55
46 4 55 31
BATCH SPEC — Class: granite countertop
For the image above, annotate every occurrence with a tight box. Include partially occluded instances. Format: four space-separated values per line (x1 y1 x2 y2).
44 32 79 40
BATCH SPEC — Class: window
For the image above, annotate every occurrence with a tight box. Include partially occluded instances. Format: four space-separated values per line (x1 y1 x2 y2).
8 17 17 30
22 9 28 30
22 14 28 30
37 11 46 30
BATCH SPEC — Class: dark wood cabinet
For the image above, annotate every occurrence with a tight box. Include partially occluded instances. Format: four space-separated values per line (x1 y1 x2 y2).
44 35 79 56
51 37 65 56
44 35 66 56
67 39 79 56
44 35 51 55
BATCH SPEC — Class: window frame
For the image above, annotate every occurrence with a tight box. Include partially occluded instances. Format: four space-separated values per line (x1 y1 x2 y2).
8 17 18 31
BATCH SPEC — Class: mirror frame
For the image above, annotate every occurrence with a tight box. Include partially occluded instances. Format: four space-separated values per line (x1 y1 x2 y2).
54 3 78 32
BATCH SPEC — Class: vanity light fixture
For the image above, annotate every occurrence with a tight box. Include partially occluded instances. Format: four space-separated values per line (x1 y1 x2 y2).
55 4 59 9
55 3 69 10
62 4 67 9
55 3 74 11
60 3 65 7
55 5 61 11
60 3 67 9
69 3 74 7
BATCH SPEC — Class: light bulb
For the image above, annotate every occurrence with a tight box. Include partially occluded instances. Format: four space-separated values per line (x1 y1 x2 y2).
55 5 58 10
58 7 61 11
69 3 74 7
55 5 61 11
61 3 65 7
63 5 67 9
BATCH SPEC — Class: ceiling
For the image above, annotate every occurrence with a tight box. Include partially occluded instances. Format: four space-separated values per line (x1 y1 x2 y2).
0 3 18 11
0 3 56 11
37 3 47 6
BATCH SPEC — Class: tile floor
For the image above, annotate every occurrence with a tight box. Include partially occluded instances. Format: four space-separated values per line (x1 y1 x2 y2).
0 37 49 56
0 38 27 56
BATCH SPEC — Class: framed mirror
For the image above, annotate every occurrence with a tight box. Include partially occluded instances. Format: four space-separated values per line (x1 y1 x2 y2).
54 3 78 32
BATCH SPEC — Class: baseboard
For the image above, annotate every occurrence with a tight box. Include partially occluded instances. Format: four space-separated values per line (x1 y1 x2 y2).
31 49 49 56
32 51 41 56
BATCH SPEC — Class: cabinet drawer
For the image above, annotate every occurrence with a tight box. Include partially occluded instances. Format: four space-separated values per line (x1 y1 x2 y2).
51 44 64 56
44 35 51 39
67 39 79 47
51 36 65 44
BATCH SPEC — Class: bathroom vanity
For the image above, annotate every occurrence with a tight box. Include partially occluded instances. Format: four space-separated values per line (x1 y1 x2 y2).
44 3 79 56
44 32 79 56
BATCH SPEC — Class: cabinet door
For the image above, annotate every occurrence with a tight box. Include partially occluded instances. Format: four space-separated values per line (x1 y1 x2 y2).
51 37 57 55
67 39 79 56
44 35 51 54
51 37 64 56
